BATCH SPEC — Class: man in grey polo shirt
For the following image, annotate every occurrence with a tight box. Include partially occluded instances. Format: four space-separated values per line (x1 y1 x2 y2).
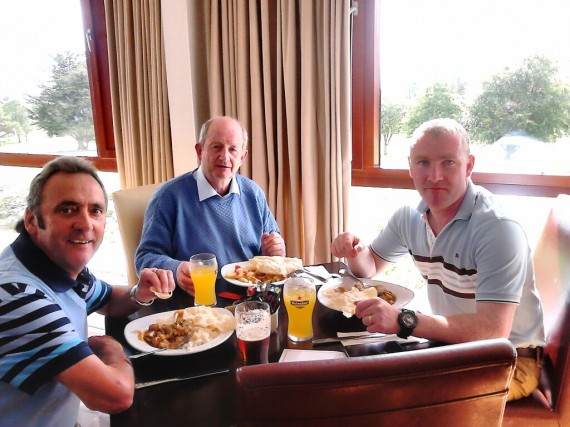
331 118 545 401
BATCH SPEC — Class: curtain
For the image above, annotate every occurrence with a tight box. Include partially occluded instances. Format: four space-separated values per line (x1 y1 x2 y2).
204 0 352 264
105 0 174 189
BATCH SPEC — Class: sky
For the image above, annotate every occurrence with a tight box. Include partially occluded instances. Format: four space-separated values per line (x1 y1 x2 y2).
379 0 570 102
0 0 85 102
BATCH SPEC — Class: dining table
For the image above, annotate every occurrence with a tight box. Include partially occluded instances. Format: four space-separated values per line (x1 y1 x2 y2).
107 262 436 426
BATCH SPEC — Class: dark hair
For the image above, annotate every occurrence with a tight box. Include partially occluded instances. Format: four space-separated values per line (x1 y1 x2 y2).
15 156 107 233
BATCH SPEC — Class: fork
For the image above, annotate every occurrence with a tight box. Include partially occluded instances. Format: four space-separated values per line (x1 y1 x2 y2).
338 268 366 287
127 348 168 358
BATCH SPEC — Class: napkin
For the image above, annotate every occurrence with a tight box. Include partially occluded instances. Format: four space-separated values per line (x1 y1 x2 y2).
303 265 336 281
279 349 347 362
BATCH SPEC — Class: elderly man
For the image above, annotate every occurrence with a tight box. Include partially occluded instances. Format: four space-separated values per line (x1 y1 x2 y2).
0 156 175 426
136 116 285 295
331 118 545 401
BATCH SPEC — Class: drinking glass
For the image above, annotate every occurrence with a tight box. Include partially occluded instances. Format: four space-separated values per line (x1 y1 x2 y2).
283 277 316 342
235 301 271 365
190 253 218 307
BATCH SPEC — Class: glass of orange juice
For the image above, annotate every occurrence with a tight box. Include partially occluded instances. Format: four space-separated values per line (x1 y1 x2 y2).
283 277 316 342
189 253 218 307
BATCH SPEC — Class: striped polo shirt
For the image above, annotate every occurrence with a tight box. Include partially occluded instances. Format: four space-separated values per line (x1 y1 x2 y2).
0 232 112 427
371 180 545 348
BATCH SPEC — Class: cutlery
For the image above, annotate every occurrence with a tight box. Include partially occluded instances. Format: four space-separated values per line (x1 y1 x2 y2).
313 333 388 345
135 369 230 389
338 268 366 287
291 269 339 283
127 348 168 358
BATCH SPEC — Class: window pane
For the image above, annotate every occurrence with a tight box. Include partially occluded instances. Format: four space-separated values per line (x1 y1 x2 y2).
379 0 570 175
0 1 96 157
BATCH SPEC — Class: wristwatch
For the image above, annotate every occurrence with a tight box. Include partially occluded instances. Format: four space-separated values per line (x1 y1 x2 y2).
397 309 417 339
129 285 153 306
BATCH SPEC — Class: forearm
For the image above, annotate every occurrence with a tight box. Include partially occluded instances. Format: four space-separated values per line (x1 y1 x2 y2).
98 286 142 317
347 247 388 278
414 304 515 344
57 338 135 413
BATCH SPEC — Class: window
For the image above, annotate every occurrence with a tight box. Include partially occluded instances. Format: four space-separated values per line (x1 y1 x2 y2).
352 0 570 196
0 0 115 171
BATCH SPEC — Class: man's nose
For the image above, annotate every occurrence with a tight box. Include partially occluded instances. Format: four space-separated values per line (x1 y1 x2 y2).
74 210 94 230
428 164 443 182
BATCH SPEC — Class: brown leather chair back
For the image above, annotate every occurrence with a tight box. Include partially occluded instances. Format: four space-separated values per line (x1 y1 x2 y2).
503 194 570 426
236 338 516 427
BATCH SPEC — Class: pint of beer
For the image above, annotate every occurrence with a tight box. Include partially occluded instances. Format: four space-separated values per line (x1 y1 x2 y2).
235 301 271 365
283 277 316 342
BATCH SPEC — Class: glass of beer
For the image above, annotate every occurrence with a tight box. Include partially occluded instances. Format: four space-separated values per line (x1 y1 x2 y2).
235 301 271 365
189 253 218 307
283 277 316 342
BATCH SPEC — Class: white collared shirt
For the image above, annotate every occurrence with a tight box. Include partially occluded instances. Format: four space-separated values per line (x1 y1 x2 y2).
194 166 241 201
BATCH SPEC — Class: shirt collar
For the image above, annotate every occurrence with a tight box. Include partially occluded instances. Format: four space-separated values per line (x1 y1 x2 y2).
194 166 240 201
11 231 83 293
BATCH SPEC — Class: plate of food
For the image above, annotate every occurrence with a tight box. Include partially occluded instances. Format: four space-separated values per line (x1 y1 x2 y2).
124 306 235 356
222 256 303 287
317 277 414 317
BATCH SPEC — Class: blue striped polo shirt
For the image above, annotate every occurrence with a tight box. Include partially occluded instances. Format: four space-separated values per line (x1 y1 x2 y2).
0 232 112 426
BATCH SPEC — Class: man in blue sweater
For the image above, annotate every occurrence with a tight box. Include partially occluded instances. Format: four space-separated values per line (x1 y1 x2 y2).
136 116 285 295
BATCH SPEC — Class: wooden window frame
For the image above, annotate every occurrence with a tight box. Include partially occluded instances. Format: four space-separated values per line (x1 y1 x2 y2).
0 0 116 172
351 0 570 197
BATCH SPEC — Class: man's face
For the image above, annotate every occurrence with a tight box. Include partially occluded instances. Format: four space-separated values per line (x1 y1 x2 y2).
409 132 475 215
196 118 248 194
25 172 106 278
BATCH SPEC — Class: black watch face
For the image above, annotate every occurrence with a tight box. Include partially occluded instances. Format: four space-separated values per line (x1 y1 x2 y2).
401 312 416 327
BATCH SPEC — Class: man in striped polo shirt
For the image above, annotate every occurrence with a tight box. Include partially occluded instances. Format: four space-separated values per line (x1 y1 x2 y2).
0 156 175 426
331 118 545 401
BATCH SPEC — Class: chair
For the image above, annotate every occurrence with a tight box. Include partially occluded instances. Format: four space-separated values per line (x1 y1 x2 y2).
503 194 570 426
112 183 160 284
236 338 516 427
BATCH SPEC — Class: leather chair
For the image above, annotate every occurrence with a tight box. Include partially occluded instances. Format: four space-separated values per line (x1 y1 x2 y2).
112 183 160 284
503 195 570 426
236 338 516 427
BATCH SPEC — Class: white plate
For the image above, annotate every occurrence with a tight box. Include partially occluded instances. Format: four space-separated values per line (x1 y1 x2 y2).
124 308 234 356
317 277 414 313
221 261 286 287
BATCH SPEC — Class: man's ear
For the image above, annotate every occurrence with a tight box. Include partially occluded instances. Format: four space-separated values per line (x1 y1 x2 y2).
24 208 37 234
195 143 203 162
240 149 249 164
466 154 475 177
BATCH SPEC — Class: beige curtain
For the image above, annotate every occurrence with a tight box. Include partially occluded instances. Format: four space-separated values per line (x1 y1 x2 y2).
204 0 352 264
105 0 174 189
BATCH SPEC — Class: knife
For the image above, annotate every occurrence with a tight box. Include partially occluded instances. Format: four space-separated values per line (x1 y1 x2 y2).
135 368 230 389
313 333 387 345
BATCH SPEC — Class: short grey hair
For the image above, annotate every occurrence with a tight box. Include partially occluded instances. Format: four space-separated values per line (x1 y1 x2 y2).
198 116 249 148
410 118 470 156
15 156 107 233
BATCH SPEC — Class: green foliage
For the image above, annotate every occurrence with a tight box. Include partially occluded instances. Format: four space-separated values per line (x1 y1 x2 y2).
27 52 94 150
0 99 30 142
468 55 570 144
380 102 407 155
405 83 463 135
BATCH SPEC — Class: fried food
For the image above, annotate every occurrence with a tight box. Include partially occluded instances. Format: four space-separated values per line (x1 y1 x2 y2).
321 282 397 318
138 307 235 350
149 286 172 299
224 256 303 284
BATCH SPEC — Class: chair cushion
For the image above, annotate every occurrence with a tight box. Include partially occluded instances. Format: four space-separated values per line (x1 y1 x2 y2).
503 389 559 426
